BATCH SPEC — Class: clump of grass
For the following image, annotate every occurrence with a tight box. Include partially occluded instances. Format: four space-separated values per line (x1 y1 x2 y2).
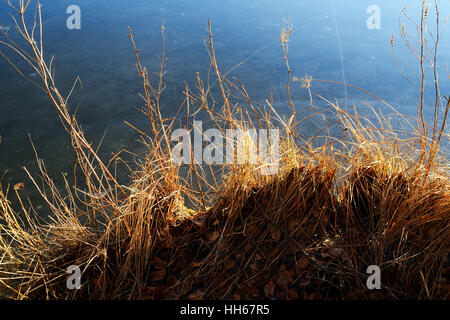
0 1 448 299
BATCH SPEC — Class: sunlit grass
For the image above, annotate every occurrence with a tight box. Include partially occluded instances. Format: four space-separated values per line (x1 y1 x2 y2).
0 1 448 299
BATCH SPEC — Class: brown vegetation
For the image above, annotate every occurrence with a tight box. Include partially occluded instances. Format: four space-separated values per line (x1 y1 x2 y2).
0 0 448 299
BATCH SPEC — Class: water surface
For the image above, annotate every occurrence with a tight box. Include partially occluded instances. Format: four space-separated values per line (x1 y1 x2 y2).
0 0 448 213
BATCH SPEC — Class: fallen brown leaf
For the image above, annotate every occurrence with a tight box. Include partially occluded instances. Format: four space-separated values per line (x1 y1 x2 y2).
209 230 220 242
288 289 299 300
264 280 275 298
150 268 166 282
187 290 204 300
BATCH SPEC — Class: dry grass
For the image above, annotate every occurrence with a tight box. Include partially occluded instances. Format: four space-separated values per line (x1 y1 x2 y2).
0 0 448 299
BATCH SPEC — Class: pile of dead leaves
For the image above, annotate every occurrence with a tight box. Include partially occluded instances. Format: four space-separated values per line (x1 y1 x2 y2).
134 164 449 300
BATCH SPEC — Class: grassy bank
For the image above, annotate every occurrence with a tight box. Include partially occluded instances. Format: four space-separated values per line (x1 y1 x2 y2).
0 1 448 299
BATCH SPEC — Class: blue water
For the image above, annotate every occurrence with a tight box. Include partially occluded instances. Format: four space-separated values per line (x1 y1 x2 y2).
0 0 449 211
